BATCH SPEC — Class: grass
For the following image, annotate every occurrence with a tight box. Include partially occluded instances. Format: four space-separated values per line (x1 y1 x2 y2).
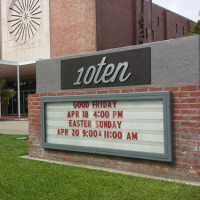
0 134 200 200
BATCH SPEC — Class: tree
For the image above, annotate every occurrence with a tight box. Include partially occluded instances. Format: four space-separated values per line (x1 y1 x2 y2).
0 78 16 102
187 20 200 36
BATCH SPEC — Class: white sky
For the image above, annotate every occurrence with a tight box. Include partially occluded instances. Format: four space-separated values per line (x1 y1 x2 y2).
152 0 200 22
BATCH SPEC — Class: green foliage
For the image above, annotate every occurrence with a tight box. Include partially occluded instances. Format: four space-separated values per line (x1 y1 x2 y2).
0 134 200 200
0 78 5 89
187 20 200 36
0 78 16 102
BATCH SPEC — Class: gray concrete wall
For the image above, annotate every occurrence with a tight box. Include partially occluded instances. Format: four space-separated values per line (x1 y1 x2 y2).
36 35 200 94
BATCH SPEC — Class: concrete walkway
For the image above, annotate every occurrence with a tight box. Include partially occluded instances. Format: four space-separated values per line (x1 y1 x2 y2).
0 121 28 135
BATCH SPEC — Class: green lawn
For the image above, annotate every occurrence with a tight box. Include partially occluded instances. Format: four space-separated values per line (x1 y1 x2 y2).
0 134 199 200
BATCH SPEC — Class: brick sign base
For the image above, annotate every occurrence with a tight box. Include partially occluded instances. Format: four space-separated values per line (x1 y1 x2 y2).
28 85 200 182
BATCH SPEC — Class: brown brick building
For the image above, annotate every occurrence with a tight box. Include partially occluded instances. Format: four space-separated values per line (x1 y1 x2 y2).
50 0 196 56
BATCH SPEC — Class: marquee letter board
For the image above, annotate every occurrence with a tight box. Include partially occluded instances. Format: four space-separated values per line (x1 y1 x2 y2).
42 92 173 162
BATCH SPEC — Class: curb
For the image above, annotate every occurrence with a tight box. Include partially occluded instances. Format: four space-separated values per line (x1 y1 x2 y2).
0 119 28 121
21 155 200 187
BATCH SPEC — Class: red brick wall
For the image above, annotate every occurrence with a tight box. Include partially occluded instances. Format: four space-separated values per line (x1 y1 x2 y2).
143 2 166 43
96 0 136 50
49 0 195 52
28 85 200 182
166 11 192 40
135 1 195 44
50 0 96 57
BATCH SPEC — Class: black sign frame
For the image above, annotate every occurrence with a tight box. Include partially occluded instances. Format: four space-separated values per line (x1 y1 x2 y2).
61 47 151 90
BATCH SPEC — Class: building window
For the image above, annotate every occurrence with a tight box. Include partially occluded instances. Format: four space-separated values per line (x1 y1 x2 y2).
183 26 185 35
157 17 160 26
176 24 178 33
146 28 148 39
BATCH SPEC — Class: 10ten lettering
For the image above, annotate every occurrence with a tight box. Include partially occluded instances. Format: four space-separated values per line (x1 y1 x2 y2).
73 56 132 86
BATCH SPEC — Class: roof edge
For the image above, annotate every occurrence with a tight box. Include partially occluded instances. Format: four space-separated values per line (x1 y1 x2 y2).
0 59 38 66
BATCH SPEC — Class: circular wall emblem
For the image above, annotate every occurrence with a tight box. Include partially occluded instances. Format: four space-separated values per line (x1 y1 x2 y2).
7 0 42 43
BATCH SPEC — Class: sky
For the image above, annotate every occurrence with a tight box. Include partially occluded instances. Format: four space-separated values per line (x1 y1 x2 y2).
152 0 200 22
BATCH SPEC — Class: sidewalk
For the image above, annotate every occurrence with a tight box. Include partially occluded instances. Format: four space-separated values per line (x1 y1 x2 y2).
0 121 28 135
0 115 28 121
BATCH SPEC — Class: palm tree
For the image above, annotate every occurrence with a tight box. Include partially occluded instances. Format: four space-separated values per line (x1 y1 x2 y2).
0 78 16 102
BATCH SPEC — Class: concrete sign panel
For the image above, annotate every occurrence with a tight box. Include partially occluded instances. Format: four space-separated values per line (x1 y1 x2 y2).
42 92 173 162
61 48 151 89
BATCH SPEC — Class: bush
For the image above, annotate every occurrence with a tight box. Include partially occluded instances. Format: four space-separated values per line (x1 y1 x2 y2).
187 20 200 36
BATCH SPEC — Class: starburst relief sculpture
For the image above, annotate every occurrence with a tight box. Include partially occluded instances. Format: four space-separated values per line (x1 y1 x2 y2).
7 0 42 43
